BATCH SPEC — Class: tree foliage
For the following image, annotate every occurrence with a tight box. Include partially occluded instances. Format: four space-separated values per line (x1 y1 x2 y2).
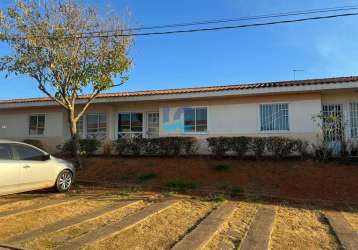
0 0 133 165
0 0 132 122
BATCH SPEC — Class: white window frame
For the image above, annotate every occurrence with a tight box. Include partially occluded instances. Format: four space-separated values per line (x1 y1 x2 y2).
86 113 107 140
258 103 290 133
28 114 46 137
146 111 160 138
118 112 144 138
183 106 208 134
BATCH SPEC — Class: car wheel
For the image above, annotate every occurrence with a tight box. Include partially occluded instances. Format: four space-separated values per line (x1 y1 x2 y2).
56 170 73 192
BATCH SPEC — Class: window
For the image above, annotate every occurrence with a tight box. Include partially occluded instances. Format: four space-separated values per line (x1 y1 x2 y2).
350 103 358 138
118 112 143 138
0 144 12 160
322 104 344 142
29 115 45 135
86 113 107 140
147 112 159 138
260 103 289 131
13 144 45 161
184 107 207 133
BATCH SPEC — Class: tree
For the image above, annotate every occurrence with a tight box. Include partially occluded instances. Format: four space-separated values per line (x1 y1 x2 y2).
0 0 133 167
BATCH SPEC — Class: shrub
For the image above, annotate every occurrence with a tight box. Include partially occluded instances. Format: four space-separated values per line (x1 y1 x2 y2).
231 187 243 197
183 137 198 155
22 139 44 149
61 138 101 156
250 137 267 159
230 137 250 158
293 139 310 159
128 138 145 156
158 137 182 156
206 194 226 203
315 145 333 162
266 137 297 159
115 138 129 156
80 139 101 156
114 137 197 157
206 137 231 158
103 141 113 156
137 172 158 182
213 164 230 171
167 180 198 192
143 138 160 155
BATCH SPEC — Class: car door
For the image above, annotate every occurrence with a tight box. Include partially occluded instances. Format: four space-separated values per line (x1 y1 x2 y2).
0 143 22 195
11 143 56 191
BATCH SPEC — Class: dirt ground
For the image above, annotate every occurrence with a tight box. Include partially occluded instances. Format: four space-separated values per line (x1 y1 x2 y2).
0 186 356 250
77 157 358 204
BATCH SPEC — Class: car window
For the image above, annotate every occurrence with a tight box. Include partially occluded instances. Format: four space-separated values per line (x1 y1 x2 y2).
13 144 45 161
0 144 13 160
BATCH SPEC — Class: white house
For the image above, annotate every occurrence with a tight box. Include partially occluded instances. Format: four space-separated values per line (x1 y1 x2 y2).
0 76 357 153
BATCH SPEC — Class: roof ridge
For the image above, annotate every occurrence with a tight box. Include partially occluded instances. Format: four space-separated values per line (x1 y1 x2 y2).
0 75 358 104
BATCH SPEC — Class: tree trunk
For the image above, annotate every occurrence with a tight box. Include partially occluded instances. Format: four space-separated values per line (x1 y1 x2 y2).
68 109 82 169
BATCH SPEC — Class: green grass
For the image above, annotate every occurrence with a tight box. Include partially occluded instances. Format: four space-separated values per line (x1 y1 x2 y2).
231 187 243 197
137 172 158 182
205 194 226 203
213 164 231 171
167 180 198 192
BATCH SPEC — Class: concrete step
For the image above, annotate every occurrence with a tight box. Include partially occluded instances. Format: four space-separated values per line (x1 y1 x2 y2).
0 197 79 218
325 211 358 250
4 200 141 245
55 199 179 250
171 201 237 250
0 244 30 250
239 206 276 250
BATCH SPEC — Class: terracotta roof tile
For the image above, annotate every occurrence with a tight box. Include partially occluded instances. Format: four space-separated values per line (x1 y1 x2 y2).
0 76 358 105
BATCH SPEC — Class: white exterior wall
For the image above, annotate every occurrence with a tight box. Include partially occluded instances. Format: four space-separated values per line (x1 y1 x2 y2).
2 90 357 154
159 93 321 138
158 93 322 153
0 110 65 152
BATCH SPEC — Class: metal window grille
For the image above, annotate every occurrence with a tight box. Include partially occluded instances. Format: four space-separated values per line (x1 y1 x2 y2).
350 103 358 138
322 104 343 142
260 104 289 131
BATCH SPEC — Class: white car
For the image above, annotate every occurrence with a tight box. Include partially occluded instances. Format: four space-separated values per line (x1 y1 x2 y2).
0 140 75 196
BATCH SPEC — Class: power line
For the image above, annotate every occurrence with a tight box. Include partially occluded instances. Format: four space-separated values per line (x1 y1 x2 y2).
63 5 358 36
119 5 358 32
4 11 358 40
92 12 358 37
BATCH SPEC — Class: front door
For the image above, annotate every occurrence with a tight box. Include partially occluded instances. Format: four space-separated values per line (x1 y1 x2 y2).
0 143 21 195
147 112 160 138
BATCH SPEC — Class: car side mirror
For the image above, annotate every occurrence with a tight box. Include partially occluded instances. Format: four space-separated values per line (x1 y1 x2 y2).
42 154 50 161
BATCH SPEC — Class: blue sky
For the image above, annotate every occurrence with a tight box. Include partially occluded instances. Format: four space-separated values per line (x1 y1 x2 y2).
0 0 358 100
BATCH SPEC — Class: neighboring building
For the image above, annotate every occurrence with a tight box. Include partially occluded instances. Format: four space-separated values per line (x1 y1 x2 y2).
0 76 357 153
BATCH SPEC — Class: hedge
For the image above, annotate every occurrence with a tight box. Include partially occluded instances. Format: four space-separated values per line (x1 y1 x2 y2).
114 137 198 157
207 136 309 159
60 138 101 156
